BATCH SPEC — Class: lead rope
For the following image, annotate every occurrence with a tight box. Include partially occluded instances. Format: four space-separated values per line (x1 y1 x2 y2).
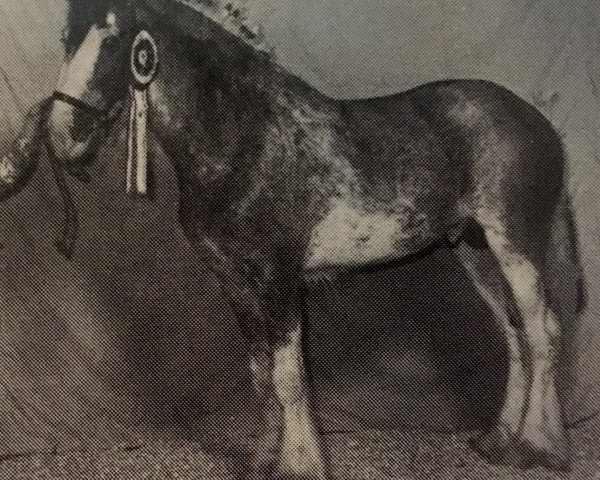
31 98 79 260
47 100 128 259
48 145 79 259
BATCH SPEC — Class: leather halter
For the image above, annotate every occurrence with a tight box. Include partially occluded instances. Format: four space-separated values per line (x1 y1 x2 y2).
51 91 110 118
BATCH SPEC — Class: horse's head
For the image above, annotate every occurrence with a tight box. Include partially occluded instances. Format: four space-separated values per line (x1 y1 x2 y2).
47 0 274 184
47 1 138 171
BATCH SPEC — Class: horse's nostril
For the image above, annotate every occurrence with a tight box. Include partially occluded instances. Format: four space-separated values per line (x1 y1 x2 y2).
47 105 98 165
69 115 98 142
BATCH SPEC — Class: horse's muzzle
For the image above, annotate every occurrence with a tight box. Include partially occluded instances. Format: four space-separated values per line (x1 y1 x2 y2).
46 98 115 169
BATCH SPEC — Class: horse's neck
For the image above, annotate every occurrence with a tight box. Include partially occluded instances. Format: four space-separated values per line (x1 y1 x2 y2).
156 38 339 190
146 28 344 237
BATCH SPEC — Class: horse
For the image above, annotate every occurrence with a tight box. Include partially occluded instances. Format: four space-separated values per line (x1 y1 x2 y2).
39 0 586 477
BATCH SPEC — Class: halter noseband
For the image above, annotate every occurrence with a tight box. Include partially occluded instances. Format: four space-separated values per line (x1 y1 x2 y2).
51 91 110 118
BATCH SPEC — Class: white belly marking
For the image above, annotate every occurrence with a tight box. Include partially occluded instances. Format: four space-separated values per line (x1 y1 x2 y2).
305 198 404 269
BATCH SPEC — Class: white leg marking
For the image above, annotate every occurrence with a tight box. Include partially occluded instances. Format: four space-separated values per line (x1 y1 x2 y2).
273 324 326 479
248 349 280 475
458 246 526 435
485 230 567 453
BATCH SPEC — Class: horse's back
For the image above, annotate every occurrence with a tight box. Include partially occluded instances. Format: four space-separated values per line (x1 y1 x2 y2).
301 80 568 271
339 79 565 232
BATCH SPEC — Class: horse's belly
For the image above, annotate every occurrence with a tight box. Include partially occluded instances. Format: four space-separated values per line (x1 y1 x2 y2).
303 198 430 270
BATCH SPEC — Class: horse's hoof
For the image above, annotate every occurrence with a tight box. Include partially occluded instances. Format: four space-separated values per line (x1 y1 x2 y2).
271 475 327 480
470 427 571 471
469 425 512 465
271 464 328 480
512 439 571 471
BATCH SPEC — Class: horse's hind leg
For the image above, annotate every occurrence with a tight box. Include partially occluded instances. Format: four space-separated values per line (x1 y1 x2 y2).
454 242 528 451
481 224 569 470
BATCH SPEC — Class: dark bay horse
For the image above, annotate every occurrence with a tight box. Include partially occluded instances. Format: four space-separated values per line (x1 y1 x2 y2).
38 0 585 477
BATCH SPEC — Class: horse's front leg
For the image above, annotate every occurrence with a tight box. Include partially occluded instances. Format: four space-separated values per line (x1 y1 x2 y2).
235 287 326 480
231 303 280 479
186 236 326 479
271 291 327 480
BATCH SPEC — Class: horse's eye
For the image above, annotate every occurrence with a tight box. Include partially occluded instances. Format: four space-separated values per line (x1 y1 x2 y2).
60 27 70 45
104 36 121 49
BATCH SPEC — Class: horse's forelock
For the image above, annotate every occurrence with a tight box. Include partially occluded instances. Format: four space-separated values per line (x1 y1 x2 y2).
64 0 131 51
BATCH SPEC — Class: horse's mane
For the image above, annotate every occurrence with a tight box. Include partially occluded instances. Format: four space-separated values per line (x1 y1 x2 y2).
143 0 334 112
149 0 269 51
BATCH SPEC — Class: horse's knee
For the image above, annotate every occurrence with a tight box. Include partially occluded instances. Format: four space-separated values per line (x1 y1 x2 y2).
273 325 307 406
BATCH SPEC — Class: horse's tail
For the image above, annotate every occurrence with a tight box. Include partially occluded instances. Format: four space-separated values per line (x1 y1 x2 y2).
545 191 587 325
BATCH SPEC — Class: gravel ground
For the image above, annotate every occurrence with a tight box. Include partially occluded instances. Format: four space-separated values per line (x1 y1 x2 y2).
0 416 598 480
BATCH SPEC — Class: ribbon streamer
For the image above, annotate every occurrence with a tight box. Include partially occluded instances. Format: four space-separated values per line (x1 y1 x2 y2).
126 86 149 196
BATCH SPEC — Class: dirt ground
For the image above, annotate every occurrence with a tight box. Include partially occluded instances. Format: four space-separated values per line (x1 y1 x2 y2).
0 414 598 480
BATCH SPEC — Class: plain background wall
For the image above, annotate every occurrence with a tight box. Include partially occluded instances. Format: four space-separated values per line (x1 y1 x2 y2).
0 0 598 455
